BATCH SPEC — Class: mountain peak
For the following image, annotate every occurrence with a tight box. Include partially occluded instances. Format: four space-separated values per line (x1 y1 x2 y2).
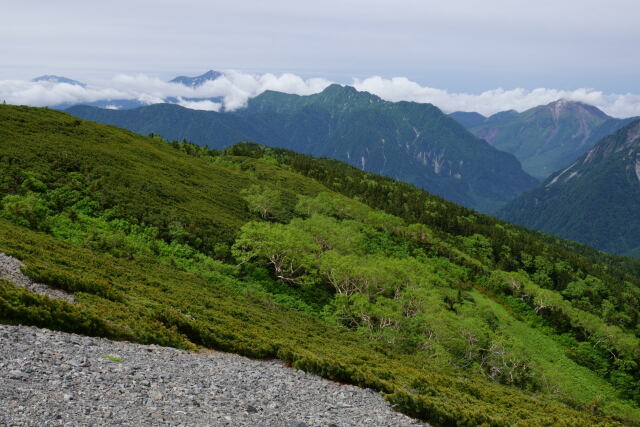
32 75 86 87
170 70 222 87
317 84 382 104
544 98 609 120
321 83 355 93
548 97 571 106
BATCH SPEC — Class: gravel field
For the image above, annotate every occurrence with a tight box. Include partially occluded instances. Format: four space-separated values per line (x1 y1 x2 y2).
0 324 426 426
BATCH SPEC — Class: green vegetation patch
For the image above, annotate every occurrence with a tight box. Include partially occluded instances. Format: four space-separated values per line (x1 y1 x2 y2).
101 354 123 363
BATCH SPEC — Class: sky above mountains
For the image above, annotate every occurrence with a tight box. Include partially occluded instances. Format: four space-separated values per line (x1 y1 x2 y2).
2 0 639 116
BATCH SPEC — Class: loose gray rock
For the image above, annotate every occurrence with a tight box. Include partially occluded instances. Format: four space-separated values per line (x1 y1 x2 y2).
0 253 74 302
0 325 426 426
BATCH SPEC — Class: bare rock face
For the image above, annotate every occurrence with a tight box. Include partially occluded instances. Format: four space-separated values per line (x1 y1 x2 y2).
0 324 426 426
0 253 74 303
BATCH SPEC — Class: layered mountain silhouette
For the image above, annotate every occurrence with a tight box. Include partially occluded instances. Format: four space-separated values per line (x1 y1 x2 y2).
170 70 222 87
32 75 86 87
499 119 640 256
67 84 537 213
450 101 636 180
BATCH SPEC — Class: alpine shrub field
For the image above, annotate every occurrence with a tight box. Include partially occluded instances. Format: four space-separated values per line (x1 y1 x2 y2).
1 105 640 425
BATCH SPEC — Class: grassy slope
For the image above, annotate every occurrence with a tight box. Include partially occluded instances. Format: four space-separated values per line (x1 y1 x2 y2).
0 106 329 245
0 105 639 425
475 292 620 403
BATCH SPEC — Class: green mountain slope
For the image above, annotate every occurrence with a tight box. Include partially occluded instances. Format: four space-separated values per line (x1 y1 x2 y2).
2 105 640 425
450 100 636 180
499 118 640 256
66 84 538 213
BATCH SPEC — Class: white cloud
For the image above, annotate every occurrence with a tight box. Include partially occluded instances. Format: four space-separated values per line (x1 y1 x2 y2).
176 98 222 111
1 71 640 118
353 76 640 118
0 79 127 107
0 71 332 112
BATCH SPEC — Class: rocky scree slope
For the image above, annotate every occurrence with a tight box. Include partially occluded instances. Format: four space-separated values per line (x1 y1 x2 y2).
0 324 424 426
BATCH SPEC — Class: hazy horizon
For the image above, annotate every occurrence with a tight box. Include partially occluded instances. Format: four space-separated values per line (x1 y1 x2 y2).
2 0 640 116
2 69 640 118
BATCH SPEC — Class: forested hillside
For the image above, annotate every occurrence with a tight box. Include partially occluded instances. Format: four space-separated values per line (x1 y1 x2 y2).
1 105 640 425
500 118 640 257
67 84 538 213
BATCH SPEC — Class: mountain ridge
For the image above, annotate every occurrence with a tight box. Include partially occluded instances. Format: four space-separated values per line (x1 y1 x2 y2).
67 84 538 213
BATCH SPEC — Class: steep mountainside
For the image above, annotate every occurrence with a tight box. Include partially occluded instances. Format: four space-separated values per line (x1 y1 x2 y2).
450 100 635 179
67 85 537 213
2 105 640 424
499 119 640 256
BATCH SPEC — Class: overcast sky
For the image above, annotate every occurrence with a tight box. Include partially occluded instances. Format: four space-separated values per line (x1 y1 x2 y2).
2 0 640 115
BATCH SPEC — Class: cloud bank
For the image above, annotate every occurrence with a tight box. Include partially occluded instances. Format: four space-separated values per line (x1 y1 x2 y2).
353 76 640 118
0 71 333 112
1 71 640 118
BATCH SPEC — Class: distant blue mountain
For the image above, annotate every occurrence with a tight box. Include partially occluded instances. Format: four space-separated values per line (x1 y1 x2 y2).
32 75 86 87
39 70 225 111
170 70 222 87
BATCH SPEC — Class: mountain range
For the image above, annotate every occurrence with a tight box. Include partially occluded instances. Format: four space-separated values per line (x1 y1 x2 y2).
499 118 640 256
450 101 636 179
67 84 538 213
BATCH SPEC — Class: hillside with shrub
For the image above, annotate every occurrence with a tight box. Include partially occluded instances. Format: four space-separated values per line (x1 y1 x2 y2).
1 105 640 425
